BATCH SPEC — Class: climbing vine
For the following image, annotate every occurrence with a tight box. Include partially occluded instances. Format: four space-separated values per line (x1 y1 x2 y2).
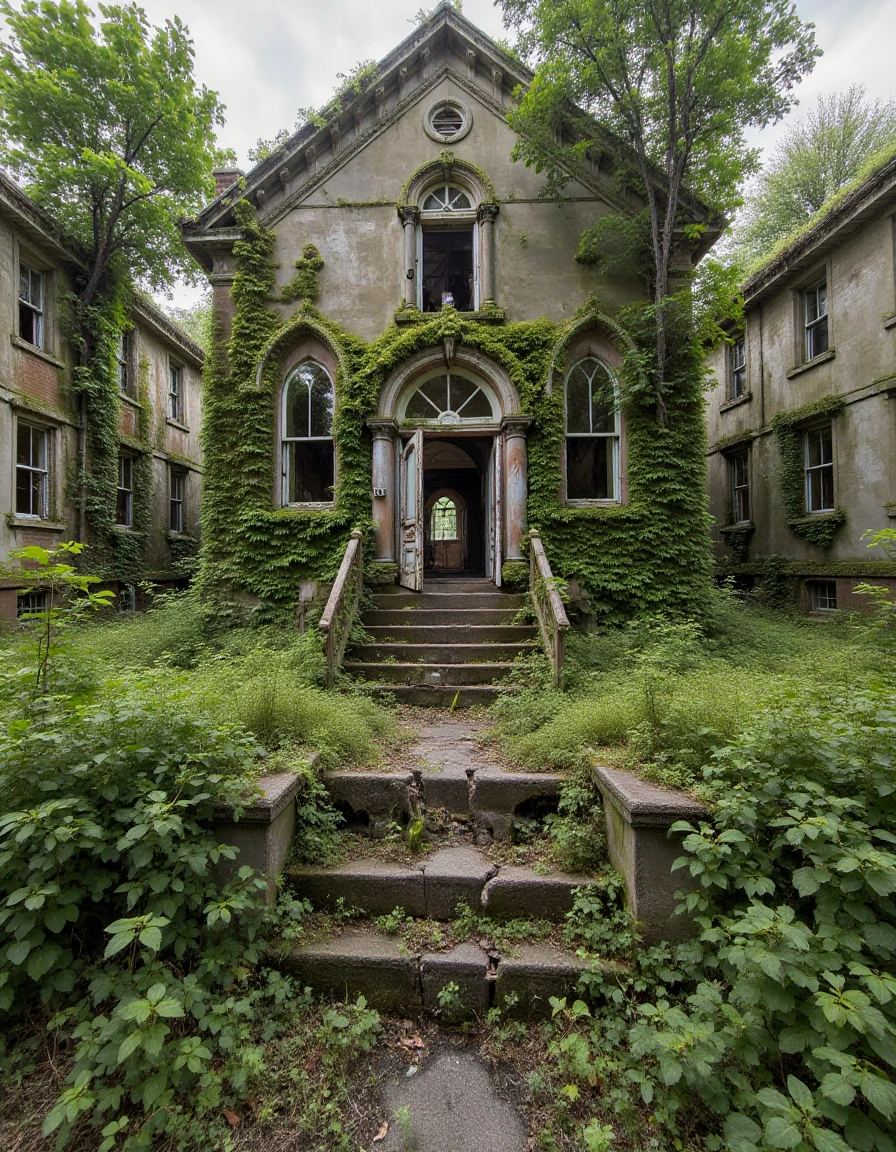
199 205 714 623
771 395 847 549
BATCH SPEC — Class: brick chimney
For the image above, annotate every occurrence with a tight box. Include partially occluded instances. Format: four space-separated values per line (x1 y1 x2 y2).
213 167 244 198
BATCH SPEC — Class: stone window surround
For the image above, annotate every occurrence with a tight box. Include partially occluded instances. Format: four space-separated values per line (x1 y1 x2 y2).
803 419 837 514
276 336 339 510
12 411 59 523
423 97 473 144
725 444 751 524
791 260 832 370
560 331 628 508
15 238 56 356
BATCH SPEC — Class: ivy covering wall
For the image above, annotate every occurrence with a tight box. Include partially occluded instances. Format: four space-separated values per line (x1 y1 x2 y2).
198 203 713 624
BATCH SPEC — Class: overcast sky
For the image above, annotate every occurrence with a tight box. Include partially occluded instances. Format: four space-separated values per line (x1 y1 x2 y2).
128 0 896 303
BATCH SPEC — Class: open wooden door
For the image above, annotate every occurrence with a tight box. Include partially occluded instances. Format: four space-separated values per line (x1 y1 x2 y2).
399 429 424 591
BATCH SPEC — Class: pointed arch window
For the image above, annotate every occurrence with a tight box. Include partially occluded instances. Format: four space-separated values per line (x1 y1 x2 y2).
431 496 458 541
282 361 335 504
565 357 621 502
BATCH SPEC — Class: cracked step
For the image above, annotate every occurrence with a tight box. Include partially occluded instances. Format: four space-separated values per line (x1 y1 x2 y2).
364 684 504 707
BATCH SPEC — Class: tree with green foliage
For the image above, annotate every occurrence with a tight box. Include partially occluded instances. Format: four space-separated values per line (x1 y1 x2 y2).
499 0 820 418
0 0 226 305
731 85 896 266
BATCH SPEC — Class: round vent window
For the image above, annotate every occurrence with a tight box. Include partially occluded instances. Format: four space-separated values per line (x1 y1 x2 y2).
424 99 472 143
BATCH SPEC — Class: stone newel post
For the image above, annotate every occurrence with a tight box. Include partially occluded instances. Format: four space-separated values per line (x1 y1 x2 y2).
400 206 419 308
502 415 532 561
477 203 499 305
368 419 397 562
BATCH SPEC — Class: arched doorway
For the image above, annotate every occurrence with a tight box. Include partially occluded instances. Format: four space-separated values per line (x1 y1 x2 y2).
368 345 531 590
425 488 467 571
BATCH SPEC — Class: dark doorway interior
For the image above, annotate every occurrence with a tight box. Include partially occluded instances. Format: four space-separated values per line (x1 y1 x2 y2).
423 437 489 574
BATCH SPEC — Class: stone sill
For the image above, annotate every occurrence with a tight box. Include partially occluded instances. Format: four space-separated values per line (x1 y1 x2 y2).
592 764 707 829
111 526 145 538
120 393 143 410
10 335 66 370
6 515 67 532
720 392 752 412
166 418 191 433
394 306 506 327
883 314 896 330
786 348 836 379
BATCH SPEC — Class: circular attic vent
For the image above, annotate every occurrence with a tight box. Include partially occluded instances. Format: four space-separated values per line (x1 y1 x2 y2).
424 99 472 143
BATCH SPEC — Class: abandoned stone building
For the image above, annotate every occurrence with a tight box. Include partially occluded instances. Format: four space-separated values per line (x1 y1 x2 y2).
183 4 717 697
707 153 896 611
0 170 204 623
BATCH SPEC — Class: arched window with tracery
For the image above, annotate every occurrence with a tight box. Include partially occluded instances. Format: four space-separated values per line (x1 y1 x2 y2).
564 356 621 502
431 496 458 541
401 369 497 424
418 182 478 313
282 361 335 504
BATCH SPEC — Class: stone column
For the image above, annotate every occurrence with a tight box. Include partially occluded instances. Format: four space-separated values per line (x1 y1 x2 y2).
477 203 499 305
502 415 532 561
367 419 397 562
400 206 419 307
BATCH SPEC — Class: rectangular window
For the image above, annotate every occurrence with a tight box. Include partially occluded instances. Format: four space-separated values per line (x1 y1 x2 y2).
116 455 133 527
168 365 181 422
19 263 44 349
804 280 829 361
729 450 750 523
15 422 49 518
730 337 746 398
118 585 136 613
17 590 47 618
169 470 185 533
118 332 132 395
805 424 834 513
421 227 475 313
809 581 837 612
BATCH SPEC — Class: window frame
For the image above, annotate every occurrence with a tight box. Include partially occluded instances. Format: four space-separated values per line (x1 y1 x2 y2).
804 422 835 514
430 495 459 541
18 260 45 350
118 330 134 397
118 585 136 614
808 580 837 612
17 590 47 619
730 335 747 399
167 362 183 423
280 359 336 508
728 448 751 524
803 278 829 362
416 182 479 313
563 355 622 505
115 454 134 528
15 420 51 519
169 468 186 534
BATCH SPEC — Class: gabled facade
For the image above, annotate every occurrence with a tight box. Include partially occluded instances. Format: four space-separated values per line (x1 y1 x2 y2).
706 154 896 610
0 171 204 622
185 5 713 621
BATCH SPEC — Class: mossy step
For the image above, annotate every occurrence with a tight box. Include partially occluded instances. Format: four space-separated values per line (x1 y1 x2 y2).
279 928 596 1017
364 683 503 707
364 608 523 627
373 591 527 610
352 642 538 664
344 661 516 686
363 625 537 644
290 848 591 922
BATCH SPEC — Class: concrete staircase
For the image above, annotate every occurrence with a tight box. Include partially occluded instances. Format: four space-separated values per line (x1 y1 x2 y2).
346 577 536 706
281 721 606 1018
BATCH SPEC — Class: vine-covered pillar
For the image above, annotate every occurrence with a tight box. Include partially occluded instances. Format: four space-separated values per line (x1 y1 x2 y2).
477 203 498 304
400 207 419 308
368 418 398 562
502 415 532 561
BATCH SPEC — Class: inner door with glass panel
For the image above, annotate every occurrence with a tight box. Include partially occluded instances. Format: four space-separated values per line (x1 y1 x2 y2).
399 429 424 590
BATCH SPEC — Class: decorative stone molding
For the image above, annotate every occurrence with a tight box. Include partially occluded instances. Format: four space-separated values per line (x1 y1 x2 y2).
213 772 305 903
591 765 708 944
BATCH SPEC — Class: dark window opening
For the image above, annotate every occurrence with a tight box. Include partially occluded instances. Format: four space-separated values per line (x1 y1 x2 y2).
421 228 474 312
286 440 335 503
566 437 615 500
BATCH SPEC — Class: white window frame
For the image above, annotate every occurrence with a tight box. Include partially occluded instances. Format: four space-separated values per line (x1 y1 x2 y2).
118 585 136 614
167 363 182 422
803 279 829 362
118 331 132 396
728 449 750 523
18 261 45 350
169 469 186 534
116 454 134 527
804 423 835 514
730 336 747 399
808 580 837 612
564 357 622 505
15 420 50 519
416 183 479 313
280 360 336 507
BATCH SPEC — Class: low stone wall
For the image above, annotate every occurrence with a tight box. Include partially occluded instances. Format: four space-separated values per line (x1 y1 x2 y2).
591 765 708 944
213 772 305 902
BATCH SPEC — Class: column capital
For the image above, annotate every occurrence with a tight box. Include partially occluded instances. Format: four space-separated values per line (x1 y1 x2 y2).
501 414 533 439
399 205 420 226
477 202 499 224
367 418 398 442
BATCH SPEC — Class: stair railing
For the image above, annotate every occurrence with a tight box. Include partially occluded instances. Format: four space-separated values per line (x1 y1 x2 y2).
318 529 363 689
528 529 570 691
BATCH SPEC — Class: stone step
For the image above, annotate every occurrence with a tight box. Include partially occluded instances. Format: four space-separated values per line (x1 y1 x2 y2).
279 929 594 1017
345 661 516 686
364 608 524 627
373 591 527 610
290 850 592 922
365 684 502 708
420 578 501 592
352 642 538 664
364 624 538 644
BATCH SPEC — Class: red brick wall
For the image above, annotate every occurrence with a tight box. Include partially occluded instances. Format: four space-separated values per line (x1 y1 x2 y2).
13 348 67 410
